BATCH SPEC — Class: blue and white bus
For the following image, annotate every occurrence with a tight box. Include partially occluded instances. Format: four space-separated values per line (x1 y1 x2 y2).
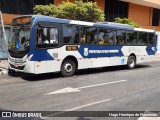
8 15 156 76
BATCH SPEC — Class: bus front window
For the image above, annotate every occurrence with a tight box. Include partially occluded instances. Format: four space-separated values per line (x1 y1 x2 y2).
9 25 31 51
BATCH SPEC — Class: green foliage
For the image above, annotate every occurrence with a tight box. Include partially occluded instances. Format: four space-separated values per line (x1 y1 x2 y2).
34 0 105 22
115 17 140 28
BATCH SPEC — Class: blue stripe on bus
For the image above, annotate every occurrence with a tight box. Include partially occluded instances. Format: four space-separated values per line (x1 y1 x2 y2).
30 50 54 61
78 45 124 58
146 46 156 55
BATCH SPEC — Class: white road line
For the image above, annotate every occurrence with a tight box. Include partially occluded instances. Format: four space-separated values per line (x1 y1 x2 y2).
45 79 127 95
78 79 127 89
48 99 111 117
66 99 111 111
40 117 48 120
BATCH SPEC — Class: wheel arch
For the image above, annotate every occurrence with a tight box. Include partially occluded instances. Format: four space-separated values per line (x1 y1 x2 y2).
62 56 78 70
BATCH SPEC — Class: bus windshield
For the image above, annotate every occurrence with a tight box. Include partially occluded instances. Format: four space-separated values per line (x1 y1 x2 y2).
8 25 31 51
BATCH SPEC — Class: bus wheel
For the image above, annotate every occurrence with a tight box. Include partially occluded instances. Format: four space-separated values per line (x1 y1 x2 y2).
61 59 76 77
127 56 136 69
8 68 15 76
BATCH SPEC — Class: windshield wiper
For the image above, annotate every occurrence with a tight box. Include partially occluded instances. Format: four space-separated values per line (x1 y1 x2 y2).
17 22 30 35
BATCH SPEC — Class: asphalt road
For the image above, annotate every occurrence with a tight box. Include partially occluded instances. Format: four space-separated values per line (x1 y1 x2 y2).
0 61 160 120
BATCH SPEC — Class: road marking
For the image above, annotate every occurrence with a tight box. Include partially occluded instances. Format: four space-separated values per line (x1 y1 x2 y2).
40 117 48 120
47 99 111 117
45 79 127 95
77 79 127 89
66 99 111 111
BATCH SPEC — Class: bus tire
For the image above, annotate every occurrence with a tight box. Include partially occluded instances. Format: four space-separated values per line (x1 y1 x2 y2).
8 68 15 76
61 59 76 77
127 56 136 69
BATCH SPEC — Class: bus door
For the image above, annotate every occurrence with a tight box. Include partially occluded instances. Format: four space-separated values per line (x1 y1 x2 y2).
34 22 62 74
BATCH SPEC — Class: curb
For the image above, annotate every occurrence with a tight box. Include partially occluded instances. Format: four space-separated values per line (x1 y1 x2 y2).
0 70 8 75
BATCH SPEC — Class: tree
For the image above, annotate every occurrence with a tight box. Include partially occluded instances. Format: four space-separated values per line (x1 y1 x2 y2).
34 0 105 22
115 17 140 28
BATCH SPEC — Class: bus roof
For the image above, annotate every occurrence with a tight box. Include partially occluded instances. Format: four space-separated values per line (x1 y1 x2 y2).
22 15 133 30
134 28 155 33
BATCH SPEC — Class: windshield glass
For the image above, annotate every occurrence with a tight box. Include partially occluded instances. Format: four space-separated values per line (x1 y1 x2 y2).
8 25 31 51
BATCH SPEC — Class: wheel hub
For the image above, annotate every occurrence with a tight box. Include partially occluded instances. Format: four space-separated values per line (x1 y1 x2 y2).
64 63 73 73
130 59 135 67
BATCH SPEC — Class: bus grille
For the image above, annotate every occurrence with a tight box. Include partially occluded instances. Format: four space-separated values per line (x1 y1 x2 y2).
10 64 25 70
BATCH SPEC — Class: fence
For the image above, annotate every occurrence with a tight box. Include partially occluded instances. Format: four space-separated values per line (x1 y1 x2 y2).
0 27 10 59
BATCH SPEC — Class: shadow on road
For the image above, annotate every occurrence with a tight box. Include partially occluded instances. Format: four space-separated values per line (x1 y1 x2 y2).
9 64 151 81
8 72 62 81
75 64 151 76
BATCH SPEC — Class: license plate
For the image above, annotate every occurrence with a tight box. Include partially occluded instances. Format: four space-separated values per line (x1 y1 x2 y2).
14 64 18 68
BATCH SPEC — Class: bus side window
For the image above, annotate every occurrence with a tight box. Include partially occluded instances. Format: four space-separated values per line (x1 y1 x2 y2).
74 33 79 43
112 30 117 45
98 28 107 45
98 31 104 45
127 31 137 45
63 25 80 44
80 27 98 45
116 30 127 45
138 32 147 45
37 27 42 44
148 33 154 45
42 28 49 43
80 27 87 44
36 27 59 49
81 34 86 44
50 28 58 44
98 29 114 45
86 27 98 44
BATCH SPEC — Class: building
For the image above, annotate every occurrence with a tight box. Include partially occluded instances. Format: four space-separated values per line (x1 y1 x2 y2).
0 0 55 58
0 0 160 30
0 0 160 58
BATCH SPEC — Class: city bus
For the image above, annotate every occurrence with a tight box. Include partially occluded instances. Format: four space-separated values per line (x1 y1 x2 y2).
8 15 157 76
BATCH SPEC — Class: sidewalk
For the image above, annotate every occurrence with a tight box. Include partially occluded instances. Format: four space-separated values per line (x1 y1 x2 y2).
0 54 160 75
0 59 8 75
152 53 160 61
